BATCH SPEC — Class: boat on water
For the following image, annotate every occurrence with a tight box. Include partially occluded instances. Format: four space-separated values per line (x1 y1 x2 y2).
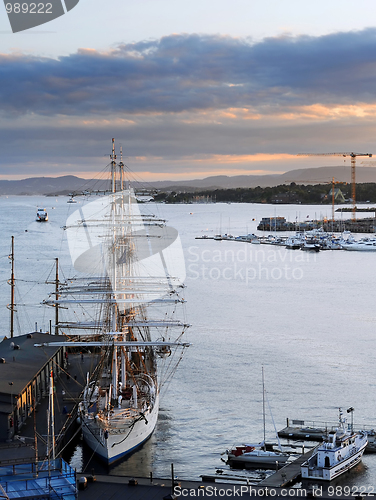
226 443 290 467
40 139 190 464
235 233 259 243
226 368 290 468
36 208 48 222
300 241 320 252
285 235 303 250
301 408 367 481
341 237 376 251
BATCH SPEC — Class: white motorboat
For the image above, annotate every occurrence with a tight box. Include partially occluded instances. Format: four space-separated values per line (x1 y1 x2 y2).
301 241 320 252
36 208 48 222
301 408 367 481
285 235 303 249
236 233 259 243
341 237 376 251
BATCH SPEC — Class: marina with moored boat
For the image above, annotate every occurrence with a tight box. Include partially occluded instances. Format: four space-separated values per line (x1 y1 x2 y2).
1 186 376 492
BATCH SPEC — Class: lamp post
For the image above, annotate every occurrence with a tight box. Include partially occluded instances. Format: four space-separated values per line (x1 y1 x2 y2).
8 382 13 409
347 407 355 433
8 382 14 439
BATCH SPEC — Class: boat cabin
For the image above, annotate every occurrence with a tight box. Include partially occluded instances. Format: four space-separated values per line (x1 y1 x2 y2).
36 208 48 222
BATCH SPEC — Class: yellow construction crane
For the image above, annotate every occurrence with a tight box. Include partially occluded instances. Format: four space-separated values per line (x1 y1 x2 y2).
297 152 372 221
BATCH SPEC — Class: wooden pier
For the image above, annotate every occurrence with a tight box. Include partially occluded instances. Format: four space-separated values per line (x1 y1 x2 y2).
0 339 97 465
278 418 376 453
258 446 318 488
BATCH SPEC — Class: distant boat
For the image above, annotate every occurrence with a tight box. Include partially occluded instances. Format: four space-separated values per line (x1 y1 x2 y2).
235 234 259 243
36 208 48 222
285 235 303 250
301 408 367 481
341 237 376 251
300 241 320 252
67 197 77 204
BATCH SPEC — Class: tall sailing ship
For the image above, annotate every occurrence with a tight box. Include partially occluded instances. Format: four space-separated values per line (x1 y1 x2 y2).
39 139 190 464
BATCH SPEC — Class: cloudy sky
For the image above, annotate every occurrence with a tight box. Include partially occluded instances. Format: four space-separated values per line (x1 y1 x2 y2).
1 0 376 180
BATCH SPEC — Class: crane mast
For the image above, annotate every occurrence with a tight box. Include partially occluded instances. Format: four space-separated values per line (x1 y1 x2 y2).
297 152 372 221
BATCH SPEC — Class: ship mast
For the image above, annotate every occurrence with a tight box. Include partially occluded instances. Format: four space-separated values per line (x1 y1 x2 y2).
110 138 118 401
55 258 59 335
8 236 15 338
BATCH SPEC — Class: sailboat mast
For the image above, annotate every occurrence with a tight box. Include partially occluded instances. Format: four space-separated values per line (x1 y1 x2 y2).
110 138 118 400
9 236 15 338
50 370 55 460
262 366 266 448
55 258 59 335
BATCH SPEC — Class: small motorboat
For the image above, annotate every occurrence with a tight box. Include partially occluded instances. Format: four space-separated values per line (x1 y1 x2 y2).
341 237 376 251
36 208 48 222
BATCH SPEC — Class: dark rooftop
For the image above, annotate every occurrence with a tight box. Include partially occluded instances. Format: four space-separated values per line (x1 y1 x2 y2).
0 333 63 397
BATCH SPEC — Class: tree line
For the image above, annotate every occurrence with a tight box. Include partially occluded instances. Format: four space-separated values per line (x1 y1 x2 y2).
153 183 376 204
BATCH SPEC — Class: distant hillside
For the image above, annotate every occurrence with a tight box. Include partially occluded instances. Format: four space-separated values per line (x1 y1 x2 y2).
0 176 97 195
2 166 376 195
152 166 376 191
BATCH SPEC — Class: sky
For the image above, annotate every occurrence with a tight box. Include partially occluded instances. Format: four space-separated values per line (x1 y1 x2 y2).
1 0 376 180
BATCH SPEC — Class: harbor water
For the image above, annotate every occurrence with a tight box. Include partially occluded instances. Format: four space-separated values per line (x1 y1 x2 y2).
1 196 376 490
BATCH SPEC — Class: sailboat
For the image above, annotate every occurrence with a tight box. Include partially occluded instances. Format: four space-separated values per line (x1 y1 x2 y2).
226 368 290 467
38 139 190 464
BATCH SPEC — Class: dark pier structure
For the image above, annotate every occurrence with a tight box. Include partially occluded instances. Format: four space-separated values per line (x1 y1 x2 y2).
257 216 376 233
0 331 98 463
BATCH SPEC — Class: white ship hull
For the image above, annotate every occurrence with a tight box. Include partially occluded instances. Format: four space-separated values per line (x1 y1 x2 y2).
342 243 376 251
228 450 289 466
81 395 159 464
301 437 367 481
301 441 366 481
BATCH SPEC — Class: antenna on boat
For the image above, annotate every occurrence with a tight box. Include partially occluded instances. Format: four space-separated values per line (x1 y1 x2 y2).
119 145 124 191
347 407 355 433
110 138 117 193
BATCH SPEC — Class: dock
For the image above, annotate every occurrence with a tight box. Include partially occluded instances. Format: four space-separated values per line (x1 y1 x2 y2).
75 468 350 499
0 333 98 465
258 447 318 487
278 418 376 453
257 216 376 233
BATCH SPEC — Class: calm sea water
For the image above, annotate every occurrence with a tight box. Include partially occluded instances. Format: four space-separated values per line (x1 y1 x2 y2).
1 196 376 489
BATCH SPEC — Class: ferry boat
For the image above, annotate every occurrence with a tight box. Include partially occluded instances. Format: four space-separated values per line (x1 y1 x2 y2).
36 208 48 222
301 409 367 481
